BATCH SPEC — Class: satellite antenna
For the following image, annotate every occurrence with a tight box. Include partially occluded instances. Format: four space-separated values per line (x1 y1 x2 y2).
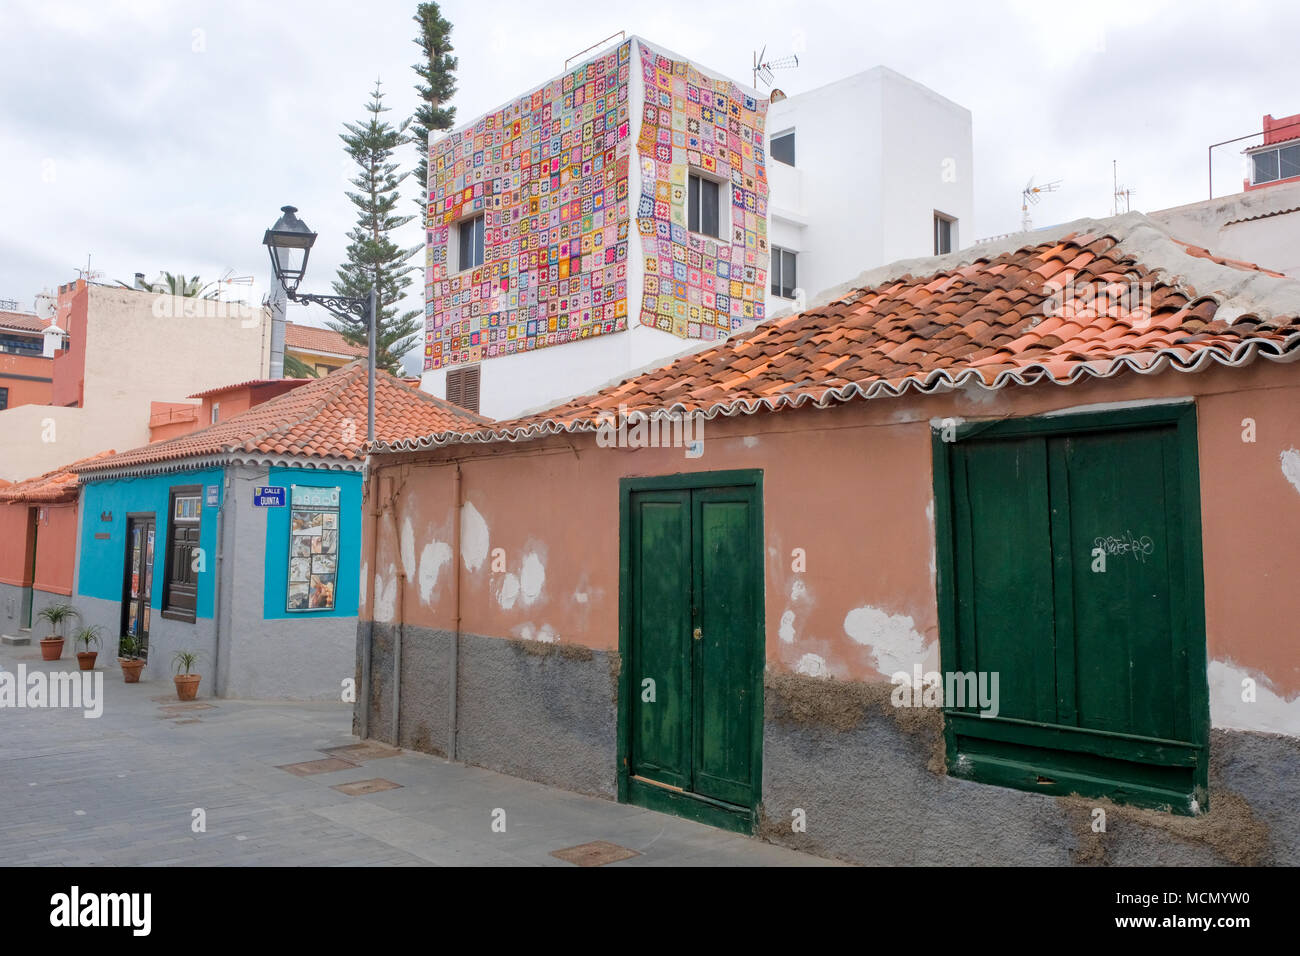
752 45 799 89
1021 176 1062 232
1112 160 1135 215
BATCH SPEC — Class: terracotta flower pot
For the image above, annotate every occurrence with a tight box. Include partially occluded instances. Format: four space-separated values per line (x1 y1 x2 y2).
119 659 145 683
174 674 201 701
76 651 98 671
39 637 64 661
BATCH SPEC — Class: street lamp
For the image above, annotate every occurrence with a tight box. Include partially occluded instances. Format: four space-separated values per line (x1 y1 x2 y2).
263 205 377 444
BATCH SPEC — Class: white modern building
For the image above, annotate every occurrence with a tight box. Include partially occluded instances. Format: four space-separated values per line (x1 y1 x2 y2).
419 36 973 420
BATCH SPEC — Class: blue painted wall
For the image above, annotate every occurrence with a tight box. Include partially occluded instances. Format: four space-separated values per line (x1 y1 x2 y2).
78 468 225 618
262 467 362 620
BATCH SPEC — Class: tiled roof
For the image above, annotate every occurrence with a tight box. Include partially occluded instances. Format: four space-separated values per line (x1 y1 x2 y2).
0 311 47 335
188 378 310 398
80 363 491 475
374 213 1300 451
284 321 368 358
0 451 118 504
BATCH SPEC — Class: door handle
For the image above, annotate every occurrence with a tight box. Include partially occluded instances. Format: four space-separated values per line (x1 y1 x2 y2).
693 627 702 641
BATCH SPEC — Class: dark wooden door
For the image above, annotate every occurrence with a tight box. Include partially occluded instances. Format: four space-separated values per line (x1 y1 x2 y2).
121 514 156 657
624 475 762 828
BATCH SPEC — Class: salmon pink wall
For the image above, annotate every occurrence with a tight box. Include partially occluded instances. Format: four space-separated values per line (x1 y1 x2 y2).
32 502 77 595
0 353 53 408
364 359 1300 735
0 503 33 587
50 281 88 407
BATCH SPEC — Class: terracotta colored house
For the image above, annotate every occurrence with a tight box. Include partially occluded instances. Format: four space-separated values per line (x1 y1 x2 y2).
355 212 1300 865
0 311 56 411
0 452 113 641
72 363 487 699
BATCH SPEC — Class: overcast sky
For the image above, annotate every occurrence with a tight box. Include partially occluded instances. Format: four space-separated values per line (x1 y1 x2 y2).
1 0 1295 370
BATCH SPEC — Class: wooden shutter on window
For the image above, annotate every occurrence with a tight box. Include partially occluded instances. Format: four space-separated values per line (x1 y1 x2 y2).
446 364 481 414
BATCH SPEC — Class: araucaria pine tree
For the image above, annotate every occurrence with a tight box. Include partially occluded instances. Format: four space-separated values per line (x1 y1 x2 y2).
411 2 458 225
331 80 422 374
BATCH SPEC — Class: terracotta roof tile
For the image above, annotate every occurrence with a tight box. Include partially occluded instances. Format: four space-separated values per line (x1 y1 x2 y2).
0 451 117 503
375 216 1300 452
80 363 489 474
284 321 368 358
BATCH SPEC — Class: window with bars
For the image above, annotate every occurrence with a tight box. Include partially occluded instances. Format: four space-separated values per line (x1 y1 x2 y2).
446 364 481 414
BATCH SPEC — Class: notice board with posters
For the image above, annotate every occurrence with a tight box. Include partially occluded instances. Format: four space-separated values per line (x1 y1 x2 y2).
286 485 340 612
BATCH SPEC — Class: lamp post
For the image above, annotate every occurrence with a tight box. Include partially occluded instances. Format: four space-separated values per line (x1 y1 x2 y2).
262 205 377 444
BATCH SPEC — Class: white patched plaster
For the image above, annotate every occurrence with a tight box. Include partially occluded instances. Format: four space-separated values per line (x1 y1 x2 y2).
742 435 760 448
400 517 416 582
779 609 796 643
358 560 368 610
517 623 558 643
418 541 452 604
498 573 520 610
1209 659 1300 736
796 653 830 678
790 579 808 602
372 565 397 623
573 590 589 604
461 501 489 571
519 552 545 604
843 605 937 676
1281 448 1300 496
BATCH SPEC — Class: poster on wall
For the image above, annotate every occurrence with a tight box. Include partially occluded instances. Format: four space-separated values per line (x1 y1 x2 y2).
286 485 340 612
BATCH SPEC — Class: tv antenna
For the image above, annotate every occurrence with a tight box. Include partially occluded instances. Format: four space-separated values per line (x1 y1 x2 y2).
1112 160 1135 215
752 45 799 88
75 253 104 285
1021 176 1062 232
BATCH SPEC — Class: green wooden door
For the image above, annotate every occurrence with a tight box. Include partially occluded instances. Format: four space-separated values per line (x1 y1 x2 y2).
937 406 1208 813
621 472 763 832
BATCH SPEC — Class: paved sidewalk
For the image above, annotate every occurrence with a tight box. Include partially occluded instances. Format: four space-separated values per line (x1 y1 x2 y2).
0 643 835 866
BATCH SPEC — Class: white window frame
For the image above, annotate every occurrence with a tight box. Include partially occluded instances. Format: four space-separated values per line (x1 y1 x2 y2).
457 213 486 272
688 171 730 241
934 211 957 255
1249 143 1300 186
770 246 798 300
770 129 796 167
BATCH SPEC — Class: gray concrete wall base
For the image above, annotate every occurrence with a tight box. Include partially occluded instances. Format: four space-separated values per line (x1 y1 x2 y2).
1 583 76 640
361 624 618 797
758 672 1300 866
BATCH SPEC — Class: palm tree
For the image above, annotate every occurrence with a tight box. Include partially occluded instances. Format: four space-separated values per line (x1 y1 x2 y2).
283 354 321 379
117 272 219 298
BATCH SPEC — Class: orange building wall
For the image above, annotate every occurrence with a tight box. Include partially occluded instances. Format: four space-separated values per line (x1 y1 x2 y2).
361 360 1300 725
50 281 88 407
0 503 34 587
0 353 53 408
31 501 77 595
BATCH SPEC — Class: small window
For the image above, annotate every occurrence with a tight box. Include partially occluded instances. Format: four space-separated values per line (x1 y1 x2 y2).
771 131 795 167
1251 143 1300 185
0 387 7 411
162 486 202 622
210 403 220 425
458 214 485 271
770 247 798 299
446 364 481 414
688 174 723 239
934 212 957 255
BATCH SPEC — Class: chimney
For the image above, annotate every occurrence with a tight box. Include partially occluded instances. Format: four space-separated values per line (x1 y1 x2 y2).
134 272 148 290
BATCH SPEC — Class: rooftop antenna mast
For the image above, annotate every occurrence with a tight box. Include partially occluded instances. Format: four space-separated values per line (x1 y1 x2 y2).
751 45 799 89
75 253 104 285
1021 176 1062 232
1112 159 1135 215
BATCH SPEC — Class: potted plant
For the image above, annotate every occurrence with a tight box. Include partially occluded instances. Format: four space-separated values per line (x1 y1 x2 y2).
36 603 79 661
117 634 145 683
172 650 201 701
73 625 102 671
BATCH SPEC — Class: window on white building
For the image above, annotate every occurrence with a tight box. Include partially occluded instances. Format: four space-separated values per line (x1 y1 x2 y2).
934 212 957 255
688 174 724 239
457 214 485 271
771 130 795 167
446 364 481 414
1251 143 1300 185
770 247 798 299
